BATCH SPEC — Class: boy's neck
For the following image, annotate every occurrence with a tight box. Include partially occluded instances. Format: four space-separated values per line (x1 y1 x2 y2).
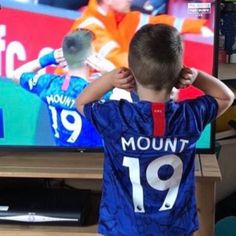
67 67 90 81
137 86 171 103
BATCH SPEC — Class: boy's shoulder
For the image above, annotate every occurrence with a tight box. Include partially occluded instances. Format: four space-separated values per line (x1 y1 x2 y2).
178 94 217 106
175 95 218 122
97 94 217 111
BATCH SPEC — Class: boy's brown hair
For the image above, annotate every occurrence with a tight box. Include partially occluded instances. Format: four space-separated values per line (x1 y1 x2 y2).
128 24 183 92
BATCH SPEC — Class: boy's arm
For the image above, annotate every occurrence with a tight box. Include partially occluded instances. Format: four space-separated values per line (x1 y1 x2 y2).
12 60 41 84
178 68 235 118
193 70 234 117
11 49 65 83
76 68 134 115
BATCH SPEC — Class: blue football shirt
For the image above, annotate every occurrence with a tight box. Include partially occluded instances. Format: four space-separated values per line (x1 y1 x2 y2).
20 72 107 147
84 96 218 236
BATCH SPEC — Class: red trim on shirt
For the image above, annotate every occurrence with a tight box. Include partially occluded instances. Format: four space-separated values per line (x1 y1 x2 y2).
152 103 166 137
61 74 71 91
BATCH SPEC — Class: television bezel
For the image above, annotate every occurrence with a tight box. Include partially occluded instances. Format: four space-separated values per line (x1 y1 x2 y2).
0 0 219 154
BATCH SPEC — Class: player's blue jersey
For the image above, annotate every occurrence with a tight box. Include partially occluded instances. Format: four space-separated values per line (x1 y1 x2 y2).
84 96 218 236
20 72 109 147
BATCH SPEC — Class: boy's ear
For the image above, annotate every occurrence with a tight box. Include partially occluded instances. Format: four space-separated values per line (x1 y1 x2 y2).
173 68 184 89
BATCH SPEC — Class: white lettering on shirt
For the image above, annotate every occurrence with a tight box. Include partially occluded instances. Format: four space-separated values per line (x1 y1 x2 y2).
46 94 75 109
121 137 189 153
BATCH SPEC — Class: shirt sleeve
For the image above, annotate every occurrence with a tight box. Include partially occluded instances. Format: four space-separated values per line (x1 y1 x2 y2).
83 100 120 136
20 72 54 96
188 95 218 129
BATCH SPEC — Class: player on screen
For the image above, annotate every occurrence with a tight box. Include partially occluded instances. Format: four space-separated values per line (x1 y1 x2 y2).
76 24 234 235
11 30 113 147
71 0 212 68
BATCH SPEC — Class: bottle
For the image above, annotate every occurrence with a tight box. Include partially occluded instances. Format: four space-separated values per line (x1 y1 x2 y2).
218 20 227 63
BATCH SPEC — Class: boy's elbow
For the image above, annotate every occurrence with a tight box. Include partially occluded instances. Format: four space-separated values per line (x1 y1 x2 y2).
217 90 235 117
227 89 235 107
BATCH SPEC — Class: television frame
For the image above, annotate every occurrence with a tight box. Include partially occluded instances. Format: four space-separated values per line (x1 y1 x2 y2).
0 0 219 154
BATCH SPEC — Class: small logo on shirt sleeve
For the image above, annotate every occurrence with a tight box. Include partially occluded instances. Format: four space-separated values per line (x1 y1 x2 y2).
28 74 40 90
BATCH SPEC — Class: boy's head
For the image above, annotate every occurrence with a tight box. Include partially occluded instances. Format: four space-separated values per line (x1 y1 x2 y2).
128 24 183 93
62 29 94 70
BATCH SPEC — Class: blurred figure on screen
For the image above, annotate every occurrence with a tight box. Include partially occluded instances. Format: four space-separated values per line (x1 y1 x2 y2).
10 30 112 147
37 0 88 10
131 0 167 15
71 0 211 68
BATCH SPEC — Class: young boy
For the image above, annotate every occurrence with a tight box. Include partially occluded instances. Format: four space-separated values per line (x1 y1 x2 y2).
12 30 111 147
76 24 234 235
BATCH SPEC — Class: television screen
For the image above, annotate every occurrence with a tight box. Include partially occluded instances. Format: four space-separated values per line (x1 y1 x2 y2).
0 0 217 152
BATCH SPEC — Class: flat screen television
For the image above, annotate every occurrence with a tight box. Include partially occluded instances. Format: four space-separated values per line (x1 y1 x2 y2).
0 0 218 153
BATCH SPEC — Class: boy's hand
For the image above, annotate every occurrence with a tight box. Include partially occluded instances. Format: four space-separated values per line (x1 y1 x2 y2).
175 67 198 89
112 68 135 91
54 48 67 68
85 53 115 72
